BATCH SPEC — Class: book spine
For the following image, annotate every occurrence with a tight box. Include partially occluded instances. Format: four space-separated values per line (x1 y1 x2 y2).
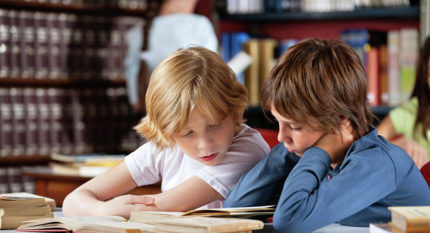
0 87 12 157
36 88 50 155
8 10 20 78
59 13 72 79
70 15 83 79
48 88 61 154
399 28 419 103
0 9 9 78
23 88 38 156
388 30 401 106
367 46 379 107
34 12 49 79
47 12 61 79
243 39 260 106
82 15 94 80
70 88 86 153
11 88 26 156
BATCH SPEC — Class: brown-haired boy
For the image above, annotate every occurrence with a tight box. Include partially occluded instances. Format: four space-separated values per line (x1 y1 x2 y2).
224 38 430 233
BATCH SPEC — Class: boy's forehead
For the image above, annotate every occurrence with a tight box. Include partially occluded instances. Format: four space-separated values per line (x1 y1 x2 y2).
270 106 297 124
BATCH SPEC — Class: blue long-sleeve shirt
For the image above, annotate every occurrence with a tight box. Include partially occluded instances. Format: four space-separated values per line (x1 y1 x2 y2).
224 128 430 233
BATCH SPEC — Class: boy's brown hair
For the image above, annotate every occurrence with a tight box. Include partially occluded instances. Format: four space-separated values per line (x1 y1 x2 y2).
262 38 373 138
135 46 248 149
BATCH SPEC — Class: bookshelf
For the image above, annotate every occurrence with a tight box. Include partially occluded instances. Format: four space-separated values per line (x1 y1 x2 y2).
219 6 420 22
0 0 159 194
213 1 421 120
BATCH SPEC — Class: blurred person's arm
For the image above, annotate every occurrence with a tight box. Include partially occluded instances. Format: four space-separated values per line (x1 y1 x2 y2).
378 116 428 169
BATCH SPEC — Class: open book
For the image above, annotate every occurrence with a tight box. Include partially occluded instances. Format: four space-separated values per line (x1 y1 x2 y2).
16 216 154 233
130 205 275 223
17 215 264 233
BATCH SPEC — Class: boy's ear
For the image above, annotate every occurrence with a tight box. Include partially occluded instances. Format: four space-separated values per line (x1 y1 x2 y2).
340 116 351 126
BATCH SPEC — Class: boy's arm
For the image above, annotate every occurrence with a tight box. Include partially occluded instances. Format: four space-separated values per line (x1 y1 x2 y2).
272 146 397 233
378 116 428 168
377 116 398 140
145 176 223 211
62 162 155 218
223 144 299 207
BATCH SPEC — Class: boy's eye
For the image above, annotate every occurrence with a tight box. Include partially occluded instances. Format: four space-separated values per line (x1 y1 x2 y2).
291 127 302 131
181 131 193 137
209 123 220 128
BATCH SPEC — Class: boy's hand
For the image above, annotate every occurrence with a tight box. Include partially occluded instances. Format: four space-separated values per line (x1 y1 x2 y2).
103 194 157 218
313 119 355 165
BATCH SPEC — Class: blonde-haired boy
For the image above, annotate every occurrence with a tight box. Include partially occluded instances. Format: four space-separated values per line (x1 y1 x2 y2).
63 47 269 217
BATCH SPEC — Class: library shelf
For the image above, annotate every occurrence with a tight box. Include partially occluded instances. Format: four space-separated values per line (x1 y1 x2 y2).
0 0 146 16
219 6 419 22
0 78 126 88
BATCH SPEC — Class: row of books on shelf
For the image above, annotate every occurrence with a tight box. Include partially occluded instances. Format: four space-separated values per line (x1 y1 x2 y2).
0 166 36 194
0 8 141 80
7 0 148 10
222 27 418 107
340 27 418 107
0 86 143 157
222 32 278 106
218 0 413 15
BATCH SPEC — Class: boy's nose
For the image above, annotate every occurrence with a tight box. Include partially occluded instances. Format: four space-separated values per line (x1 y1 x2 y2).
198 134 213 149
278 126 292 143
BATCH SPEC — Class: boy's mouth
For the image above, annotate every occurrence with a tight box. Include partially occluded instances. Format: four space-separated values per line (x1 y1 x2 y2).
201 153 218 161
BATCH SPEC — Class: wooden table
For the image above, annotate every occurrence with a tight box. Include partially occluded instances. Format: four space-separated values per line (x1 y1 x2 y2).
22 167 161 206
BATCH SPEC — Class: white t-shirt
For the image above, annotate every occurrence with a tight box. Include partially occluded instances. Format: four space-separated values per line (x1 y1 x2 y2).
125 124 270 209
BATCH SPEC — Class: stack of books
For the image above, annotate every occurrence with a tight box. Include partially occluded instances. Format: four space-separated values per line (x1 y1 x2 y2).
0 192 56 230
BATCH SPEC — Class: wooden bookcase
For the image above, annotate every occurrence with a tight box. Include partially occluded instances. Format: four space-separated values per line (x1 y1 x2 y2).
0 0 158 195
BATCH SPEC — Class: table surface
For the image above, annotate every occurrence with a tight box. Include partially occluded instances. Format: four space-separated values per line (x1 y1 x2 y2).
1 209 370 233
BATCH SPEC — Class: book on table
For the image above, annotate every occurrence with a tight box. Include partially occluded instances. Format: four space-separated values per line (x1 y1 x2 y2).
369 206 430 233
130 205 275 223
16 215 154 233
16 215 265 233
388 206 430 232
0 192 56 230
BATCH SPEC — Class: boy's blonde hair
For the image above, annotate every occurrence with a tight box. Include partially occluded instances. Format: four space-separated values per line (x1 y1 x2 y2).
262 38 374 138
135 47 248 149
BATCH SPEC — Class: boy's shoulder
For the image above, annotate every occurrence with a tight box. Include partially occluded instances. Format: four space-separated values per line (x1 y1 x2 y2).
348 127 414 169
232 124 271 151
